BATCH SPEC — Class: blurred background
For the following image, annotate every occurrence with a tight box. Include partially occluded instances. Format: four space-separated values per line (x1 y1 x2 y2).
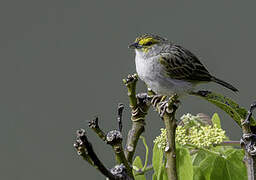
1 0 256 179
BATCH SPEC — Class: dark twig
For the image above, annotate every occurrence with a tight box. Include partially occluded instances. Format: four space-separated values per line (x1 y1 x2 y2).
241 102 256 180
88 115 134 178
88 117 106 142
73 129 116 180
117 103 124 132
123 74 151 164
106 130 134 178
111 164 133 180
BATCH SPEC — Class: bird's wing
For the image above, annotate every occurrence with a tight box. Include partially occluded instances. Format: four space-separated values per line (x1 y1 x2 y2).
159 44 212 82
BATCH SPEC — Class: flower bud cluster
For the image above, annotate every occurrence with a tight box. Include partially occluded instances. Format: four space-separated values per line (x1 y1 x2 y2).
153 128 167 150
178 124 226 147
154 113 226 149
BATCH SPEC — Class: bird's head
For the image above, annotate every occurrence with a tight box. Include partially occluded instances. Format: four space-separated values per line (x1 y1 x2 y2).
129 34 167 53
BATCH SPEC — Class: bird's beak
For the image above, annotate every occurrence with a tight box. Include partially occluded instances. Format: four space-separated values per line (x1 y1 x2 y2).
128 42 142 49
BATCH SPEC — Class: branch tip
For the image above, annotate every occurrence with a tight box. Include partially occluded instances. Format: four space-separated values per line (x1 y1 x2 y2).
88 117 107 142
117 103 125 132
107 130 123 145
123 74 138 85
73 128 117 179
111 164 133 180
88 117 99 129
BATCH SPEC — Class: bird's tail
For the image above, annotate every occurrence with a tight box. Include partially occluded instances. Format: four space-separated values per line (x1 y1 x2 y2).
211 76 238 92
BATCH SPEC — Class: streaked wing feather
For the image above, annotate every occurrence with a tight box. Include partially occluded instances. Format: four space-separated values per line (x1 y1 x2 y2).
159 45 212 81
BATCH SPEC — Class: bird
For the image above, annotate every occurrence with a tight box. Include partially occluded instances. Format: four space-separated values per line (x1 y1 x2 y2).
128 33 238 98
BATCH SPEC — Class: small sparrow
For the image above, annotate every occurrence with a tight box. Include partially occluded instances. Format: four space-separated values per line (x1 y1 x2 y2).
129 34 238 97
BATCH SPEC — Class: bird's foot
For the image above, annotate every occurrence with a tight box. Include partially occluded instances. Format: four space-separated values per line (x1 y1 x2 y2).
158 95 180 118
158 98 180 118
151 95 167 108
158 100 171 117
150 94 180 118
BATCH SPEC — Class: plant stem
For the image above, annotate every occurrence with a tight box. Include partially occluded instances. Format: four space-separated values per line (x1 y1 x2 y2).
134 164 153 176
88 117 106 142
74 129 117 180
241 121 255 180
88 112 134 179
219 141 240 146
140 136 149 170
114 145 133 177
106 130 134 178
241 102 256 180
117 103 124 132
126 120 145 164
123 74 138 109
161 95 178 180
123 74 150 164
163 114 178 180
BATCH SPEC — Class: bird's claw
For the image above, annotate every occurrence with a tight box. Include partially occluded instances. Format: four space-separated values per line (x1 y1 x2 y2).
151 95 166 108
158 100 171 117
158 99 179 117
150 94 180 117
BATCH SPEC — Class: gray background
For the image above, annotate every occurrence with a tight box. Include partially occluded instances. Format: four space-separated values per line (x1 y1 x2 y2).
1 0 256 179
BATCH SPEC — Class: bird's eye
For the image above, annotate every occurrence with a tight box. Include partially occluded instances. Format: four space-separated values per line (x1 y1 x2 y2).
145 41 153 46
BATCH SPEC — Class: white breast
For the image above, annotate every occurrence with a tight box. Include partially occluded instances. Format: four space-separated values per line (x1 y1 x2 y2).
135 53 154 82
135 50 194 96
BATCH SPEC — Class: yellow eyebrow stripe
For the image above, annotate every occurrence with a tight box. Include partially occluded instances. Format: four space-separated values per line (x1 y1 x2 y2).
138 37 153 45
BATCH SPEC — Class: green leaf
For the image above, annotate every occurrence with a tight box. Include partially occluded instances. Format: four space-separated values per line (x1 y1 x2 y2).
152 173 157 180
226 150 247 180
140 136 149 170
193 166 207 180
192 150 206 166
176 147 193 180
133 156 146 180
152 143 163 178
222 147 237 156
159 165 168 180
211 113 221 128
193 149 247 180
210 156 229 179
194 154 216 180
191 90 256 126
